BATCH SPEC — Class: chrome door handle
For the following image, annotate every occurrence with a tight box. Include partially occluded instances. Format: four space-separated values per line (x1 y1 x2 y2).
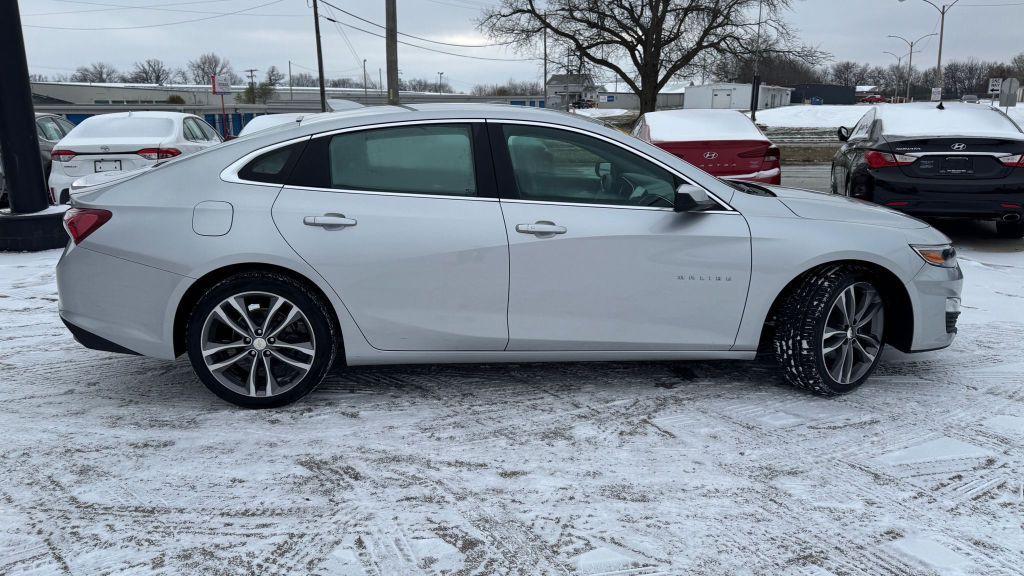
303 214 357 229
515 221 567 237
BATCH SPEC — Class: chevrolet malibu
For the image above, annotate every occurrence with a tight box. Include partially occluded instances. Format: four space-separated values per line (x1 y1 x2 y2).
57 104 963 408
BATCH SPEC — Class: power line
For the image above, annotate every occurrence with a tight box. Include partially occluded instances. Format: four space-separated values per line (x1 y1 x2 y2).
24 0 301 17
318 0 512 48
321 15 534 62
23 0 287 30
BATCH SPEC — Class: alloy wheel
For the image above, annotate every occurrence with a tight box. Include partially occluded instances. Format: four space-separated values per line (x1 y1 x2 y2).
821 282 884 385
200 291 316 397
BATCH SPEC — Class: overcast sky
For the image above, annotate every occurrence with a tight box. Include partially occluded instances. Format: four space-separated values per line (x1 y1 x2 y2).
20 0 1024 90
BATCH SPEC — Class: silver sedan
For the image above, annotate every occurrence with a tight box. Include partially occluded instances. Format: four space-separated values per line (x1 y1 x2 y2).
56 104 963 407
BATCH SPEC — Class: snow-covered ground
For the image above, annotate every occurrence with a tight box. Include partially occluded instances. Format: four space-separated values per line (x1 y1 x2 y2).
2 229 1024 574
754 104 875 129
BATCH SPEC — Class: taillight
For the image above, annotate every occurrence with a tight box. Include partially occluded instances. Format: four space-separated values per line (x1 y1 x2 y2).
865 150 916 169
51 149 77 162
999 154 1024 168
137 148 181 161
738 146 781 166
63 208 112 244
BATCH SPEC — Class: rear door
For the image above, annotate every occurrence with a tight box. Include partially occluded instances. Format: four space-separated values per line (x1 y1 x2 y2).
491 121 751 351
272 121 510 351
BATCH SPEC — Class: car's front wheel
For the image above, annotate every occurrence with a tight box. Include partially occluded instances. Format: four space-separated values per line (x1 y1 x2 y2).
186 272 338 408
773 265 886 395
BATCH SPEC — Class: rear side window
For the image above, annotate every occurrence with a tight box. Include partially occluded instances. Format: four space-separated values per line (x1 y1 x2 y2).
238 141 306 184
327 124 476 196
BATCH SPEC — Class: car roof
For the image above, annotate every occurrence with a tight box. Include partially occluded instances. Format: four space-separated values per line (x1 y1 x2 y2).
873 102 1024 139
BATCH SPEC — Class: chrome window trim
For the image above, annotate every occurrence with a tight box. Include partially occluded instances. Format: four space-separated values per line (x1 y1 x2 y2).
493 118 735 212
311 118 487 140
282 184 497 202
220 135 313 187
498 198 737 215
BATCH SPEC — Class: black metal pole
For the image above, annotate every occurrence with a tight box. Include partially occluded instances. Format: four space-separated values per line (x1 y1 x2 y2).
0 0 49 214
312 0 327 112
386 0 400 105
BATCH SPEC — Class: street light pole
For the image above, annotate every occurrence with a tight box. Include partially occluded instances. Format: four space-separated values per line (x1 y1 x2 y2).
883 51 907 102
749 0 764 121
311 0 327 112
363 59 368 102
888 33 936 102
438 72 444 94
897 0 960 103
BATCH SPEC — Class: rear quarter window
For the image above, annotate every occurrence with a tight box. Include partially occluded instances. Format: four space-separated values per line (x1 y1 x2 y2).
237 141 307 184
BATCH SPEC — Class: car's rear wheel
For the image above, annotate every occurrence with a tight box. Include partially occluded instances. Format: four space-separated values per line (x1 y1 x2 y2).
996 219 1024 239
773 265 886 395
186 272 338 408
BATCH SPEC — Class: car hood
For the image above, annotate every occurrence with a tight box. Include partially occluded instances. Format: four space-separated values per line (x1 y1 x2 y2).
765 186 930 229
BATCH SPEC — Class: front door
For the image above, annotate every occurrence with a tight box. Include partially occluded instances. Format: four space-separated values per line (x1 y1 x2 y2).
273 122 510 351
491 122 751 351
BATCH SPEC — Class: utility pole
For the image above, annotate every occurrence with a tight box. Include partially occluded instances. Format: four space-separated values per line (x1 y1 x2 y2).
379 68 383 96
897 0 960 105
312 0 327 112
385 0 399 105
437 72 444 94
542 22 547 106
244 68 258 99
288 60 293 101
888 33 936 102
363 59 368 103
749 0 764 121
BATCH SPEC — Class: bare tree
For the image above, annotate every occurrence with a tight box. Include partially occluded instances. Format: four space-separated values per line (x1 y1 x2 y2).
70 62 121 83
826 61 871 87
125 59 176 85
265 65 286 86
290 72 319 87
472 78 542 96
187 53 235 85
480 0 820 113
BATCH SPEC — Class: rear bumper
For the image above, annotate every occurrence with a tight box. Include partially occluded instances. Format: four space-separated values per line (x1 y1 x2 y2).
57 244 184 359
871 174 1024 219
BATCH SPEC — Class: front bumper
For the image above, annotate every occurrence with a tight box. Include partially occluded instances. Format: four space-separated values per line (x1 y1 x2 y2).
907 261 964 352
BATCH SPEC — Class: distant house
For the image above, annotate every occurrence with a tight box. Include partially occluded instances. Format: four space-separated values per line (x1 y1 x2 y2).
682 83 792 110
546 74 599 106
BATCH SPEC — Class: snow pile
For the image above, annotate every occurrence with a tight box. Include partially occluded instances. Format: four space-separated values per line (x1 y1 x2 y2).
753 104 872 129
641 109 767 142
877 102 1024 138
572 108 631 119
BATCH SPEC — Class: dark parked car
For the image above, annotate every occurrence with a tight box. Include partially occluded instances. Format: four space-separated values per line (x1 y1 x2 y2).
0 113 76 207
831 103 1024 238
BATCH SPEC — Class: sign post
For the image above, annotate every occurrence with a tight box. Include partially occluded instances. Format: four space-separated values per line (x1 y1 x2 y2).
211 74 231 138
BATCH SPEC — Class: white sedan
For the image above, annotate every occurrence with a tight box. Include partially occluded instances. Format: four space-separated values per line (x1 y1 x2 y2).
49 111 222 203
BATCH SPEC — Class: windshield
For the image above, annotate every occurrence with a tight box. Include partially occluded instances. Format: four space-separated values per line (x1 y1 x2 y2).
74 117 175 139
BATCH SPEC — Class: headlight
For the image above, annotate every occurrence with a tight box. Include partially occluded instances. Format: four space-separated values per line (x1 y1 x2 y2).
911 244 957 268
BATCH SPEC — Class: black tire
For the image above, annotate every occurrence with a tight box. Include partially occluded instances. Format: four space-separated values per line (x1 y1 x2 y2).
996 219 1024 239
773 265 886 395
186 271 338 408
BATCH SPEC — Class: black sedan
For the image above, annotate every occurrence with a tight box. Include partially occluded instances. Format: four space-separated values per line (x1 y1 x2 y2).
831 103 1024 238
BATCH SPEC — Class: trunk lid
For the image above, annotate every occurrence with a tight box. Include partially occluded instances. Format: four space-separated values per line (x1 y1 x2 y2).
656 140 771 178
53 137 171 177
883 135 1024 180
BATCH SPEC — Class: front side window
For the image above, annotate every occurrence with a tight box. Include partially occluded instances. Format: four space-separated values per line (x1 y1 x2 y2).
328 124 476 196
502 124 677 208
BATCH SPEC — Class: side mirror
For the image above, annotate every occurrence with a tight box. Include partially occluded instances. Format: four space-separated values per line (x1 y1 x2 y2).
594 161 612 178
674 184 717 212
837 126 850 142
